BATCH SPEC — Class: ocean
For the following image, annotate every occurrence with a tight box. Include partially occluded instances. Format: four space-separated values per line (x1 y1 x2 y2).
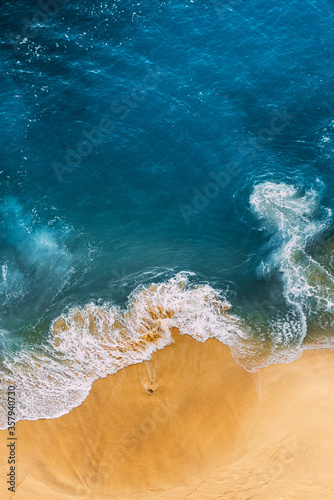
0 0 333 426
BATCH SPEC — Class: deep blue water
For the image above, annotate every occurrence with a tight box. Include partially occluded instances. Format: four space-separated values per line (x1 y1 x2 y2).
0 0 334 357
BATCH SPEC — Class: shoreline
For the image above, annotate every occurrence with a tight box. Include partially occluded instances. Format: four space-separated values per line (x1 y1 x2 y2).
1 330 334 499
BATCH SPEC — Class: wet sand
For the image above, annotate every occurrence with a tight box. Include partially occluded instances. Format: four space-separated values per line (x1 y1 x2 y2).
1 329 334 499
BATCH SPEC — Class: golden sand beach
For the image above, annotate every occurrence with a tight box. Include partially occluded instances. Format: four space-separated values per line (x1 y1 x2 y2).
1 329 334 499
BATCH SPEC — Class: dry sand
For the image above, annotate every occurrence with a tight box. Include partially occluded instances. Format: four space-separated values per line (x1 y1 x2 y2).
1 329 334 499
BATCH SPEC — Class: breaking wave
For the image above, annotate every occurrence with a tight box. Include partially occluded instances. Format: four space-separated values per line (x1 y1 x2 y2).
0 273 247 428
250 181 334 345
0 182 334 428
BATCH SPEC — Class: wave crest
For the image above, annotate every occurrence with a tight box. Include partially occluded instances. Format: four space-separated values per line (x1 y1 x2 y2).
250 181 334 344
0 273 246 428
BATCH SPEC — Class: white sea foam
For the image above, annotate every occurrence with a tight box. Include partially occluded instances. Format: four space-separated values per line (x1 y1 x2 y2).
0 197 93 326
250 181 334 345
0 273 251 428
0 198 75 308
0 183 333 428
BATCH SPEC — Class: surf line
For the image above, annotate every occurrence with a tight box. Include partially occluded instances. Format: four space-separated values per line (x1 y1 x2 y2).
52 65 165 182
